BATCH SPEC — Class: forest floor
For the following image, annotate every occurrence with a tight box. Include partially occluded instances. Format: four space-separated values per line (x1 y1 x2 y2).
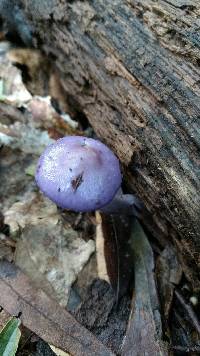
0 32 200 356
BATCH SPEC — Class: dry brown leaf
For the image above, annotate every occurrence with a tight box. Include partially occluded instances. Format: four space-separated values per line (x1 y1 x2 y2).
0 146 34 212
95 212 133 299
15 223 95 305
5 191 95 305
4 192 58 236
122 220 167 356
156 245 182 321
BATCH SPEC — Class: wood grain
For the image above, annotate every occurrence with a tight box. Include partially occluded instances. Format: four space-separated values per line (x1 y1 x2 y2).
5 0 200 286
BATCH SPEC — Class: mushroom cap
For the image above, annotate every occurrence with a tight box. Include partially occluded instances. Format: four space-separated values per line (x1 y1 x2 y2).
35 136 122 212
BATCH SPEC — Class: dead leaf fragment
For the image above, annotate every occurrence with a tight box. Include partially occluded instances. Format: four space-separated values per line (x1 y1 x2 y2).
122 220 167 356
0 146 34 212
0 240 13 261
156 245 182 321
49 344 70 356
4 192 58 236
96 212 132 299
15 223 95 305
5 191 95 305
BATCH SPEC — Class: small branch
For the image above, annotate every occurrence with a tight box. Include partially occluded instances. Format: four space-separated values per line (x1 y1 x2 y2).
175 289 200 334
0 260 114 356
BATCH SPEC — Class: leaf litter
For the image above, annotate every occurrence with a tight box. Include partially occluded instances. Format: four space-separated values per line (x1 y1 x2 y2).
0 39 98 353
0 56 95 315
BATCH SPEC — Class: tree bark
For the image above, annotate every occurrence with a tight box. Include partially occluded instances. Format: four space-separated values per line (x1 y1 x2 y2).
4 0 200 287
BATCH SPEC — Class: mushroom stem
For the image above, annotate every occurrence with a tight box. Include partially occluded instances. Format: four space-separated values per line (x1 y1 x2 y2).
100 188 142 216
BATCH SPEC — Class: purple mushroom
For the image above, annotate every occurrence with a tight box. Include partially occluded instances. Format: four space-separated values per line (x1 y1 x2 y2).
35 136 141 214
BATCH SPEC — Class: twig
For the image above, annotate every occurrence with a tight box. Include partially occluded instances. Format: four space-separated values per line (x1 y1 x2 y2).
175 289 200 334
172 345 200 352
0 260 114 356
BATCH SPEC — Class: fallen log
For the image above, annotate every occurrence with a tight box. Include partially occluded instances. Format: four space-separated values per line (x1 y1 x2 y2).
2 0 200 287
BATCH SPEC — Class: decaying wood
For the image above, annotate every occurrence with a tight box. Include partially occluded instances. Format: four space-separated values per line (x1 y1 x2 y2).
2 1 200 285
74 279 131 354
